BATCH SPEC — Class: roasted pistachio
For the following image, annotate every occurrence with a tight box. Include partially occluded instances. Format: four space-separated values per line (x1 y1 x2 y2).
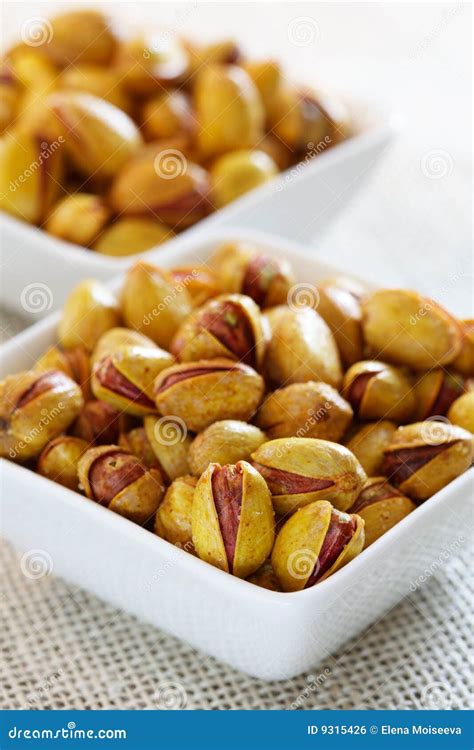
186 39 241 77
73 400 126 445
170 266 220 308
243 60 282 125
144 414 192 482
78 445 165 525
342 360 415 423
92 345 173 416
35 345 91 400
269 87 349 151
271 500 364 592
60 64 131 113
154 475 197 550
265 306 342 389
192 461 274 578
348 477 416 547
247 560 282 591
0 63 19 133
451 320 474 376
119 426 158 469
210 149 277 208
447 392 474 434
35 10 117 66
188 420 266 476
58 279 120 352
154 359 264 432
256 382 353 442
93 217 173 256
344 420 397 476
413 370 465 420
194 64 264 158
252 437 367 515
45 193 111 246
382 421 472 501
116 35 188 95
121 262 192 350
37 436 88 491
0 369 83 461
316 281 364 366
362 289 462 370
141 90 195 142
211 240 295 308
171 293 266 370
91 327 157 367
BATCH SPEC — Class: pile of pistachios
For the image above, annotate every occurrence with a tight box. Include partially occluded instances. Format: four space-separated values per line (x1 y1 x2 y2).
0 9 350 256
1 240 473 591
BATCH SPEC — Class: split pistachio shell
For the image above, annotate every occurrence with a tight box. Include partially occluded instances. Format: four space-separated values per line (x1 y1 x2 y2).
382 421 472 501
188 420 266 476
342 360 415 423
316 282 364 366
116 35 188 94
451 320 474 376
256 382 353 442
35 345 91 400
362 289 462 370
348 477 416 547
243 60 282 124
35 10 117 66
141 90 195 142
447 392 474 434
91 327 157 367
269 87 343 151
45 193 111 246
171 293 266 370
154 475 196 550
194 64 264 158
60 64 131 112
37 436 88 491
121 262 192 350
73 400 126 445
0 369 84 461
265 307 342 389
251 437 367 515
119 426 159 469
192 461 274 578
58 279 120 352
93 218 172 256
247 560 282 591
154 359 264 432
186 40 241 76
49 92 142 179
92 345 173 416
170 266 221 308
344 420 397 476
412 370 465 420
210 149 277 208
78 444 165 525
144 415 192 482
271 500 364 592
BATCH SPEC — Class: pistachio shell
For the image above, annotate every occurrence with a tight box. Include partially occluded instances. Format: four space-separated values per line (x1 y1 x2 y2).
447 392 474 434
92 327 157 367
344 420 397 476
316 282 363 366
141 90 195 142
35 345 91 400
269 87 335 151
144 415 192 481
154 359 264 432
119 427 158 469
188 420 266 475
93 217 173 256
37 436 88 491
412 370 465 420
121 262 192 349
116 35 188 94
362 289 462 370
451 319 474 376
251 437 367 515
210 149 277 208
265 307 342 389
36 10 117 66
243 60 282 124
247 560 282 591
154 475 196 550
58 279 120 352
73 400 126 445
45 193 111 247
348 477 416 547
170 266 221 308
342 360 415 423
258 134 293 171
60 64 131 112
256 382 353 441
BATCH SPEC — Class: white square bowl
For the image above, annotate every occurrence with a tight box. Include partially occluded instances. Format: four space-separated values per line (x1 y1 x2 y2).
0 98 396 318
1 228 470 681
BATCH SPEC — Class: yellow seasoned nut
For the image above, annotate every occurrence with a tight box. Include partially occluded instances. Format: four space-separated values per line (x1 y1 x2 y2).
348 477 416 547
452 319 474 376
92 344 173 417
194 64 264 158
186 39 241 77
211 240 295 308
35 345 91 400
447 392 474 434
0 129 63 223
265 307 342 389
342 360 415 423
252 437 367 515
256 382 353 442
37 436 88 491
141 90 195 142
170 266 221 308
45 193 111 246
60 65 131 113
316 281 364 367
192 461 274 578
171 293 266 371
0 369 84 461
154 359 265 433
34 10 117 67
188 420 266 476
49 92 142 180
362 289 462 370
121 262 192 349
144 414 192 482
382 421 472 501
344 420 397 476
243 60 282 124
119 426 159 469
412 370 465 420
210 149 278 208
0 62 19 132
247 560 282 591
92 327 157 367
73 400 127 446
108 151 210 229
78 445 165 525
93 217 173 257
58 279 120 352
154 475 197 550
116 35 189 95
271 500 364 592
